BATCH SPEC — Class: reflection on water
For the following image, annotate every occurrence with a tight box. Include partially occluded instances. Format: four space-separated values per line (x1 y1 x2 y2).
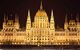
1 48 80 50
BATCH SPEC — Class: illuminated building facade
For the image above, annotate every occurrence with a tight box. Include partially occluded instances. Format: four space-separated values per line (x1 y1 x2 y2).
0 2 80 46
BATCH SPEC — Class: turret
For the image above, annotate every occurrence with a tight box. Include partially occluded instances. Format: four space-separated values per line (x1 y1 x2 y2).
50 10 55 30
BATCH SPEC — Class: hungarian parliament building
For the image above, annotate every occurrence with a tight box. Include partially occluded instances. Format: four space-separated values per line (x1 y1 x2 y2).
0 2 80 46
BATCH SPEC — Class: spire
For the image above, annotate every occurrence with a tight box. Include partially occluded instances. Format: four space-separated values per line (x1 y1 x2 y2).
40 0 43 10
15 14 19 22
64 14 68 30
76 13 80 31
28 9 30 17
27 9 31 21
71 13 73 19
10 14 13 20
6 15 8 20
50 10 54 21
26 9 31 30
15 14 19 29
51 10 53 18
65 14 68 22
4 14 6 22
76 13 79 22
3 14 7 29
50 10 55 30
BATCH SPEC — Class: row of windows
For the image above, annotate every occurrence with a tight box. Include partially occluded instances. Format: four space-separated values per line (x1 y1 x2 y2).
31 31 50 34
69 33 77 36
27 38 52 40
55 33 65 36
5 34 13 36
26 36 53 37
16 34 26 36
0 34 78 36
0 34 25 36
3 28 14 32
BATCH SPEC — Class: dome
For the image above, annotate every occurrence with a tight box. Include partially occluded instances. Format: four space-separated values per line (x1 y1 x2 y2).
35 1 48 17
35 10 48 17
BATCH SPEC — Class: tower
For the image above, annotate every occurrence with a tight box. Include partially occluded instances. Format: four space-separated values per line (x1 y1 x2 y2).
50 10 55 30
26 10 31 31
68 14 77 31
14 14 20 29
34 1 49 28
64 14 68 31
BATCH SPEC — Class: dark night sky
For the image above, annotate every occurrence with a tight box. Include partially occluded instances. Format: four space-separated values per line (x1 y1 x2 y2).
0 0 80 29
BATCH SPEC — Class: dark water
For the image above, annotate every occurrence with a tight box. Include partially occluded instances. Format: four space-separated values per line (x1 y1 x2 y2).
1 48 80 50
1 45 80 50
